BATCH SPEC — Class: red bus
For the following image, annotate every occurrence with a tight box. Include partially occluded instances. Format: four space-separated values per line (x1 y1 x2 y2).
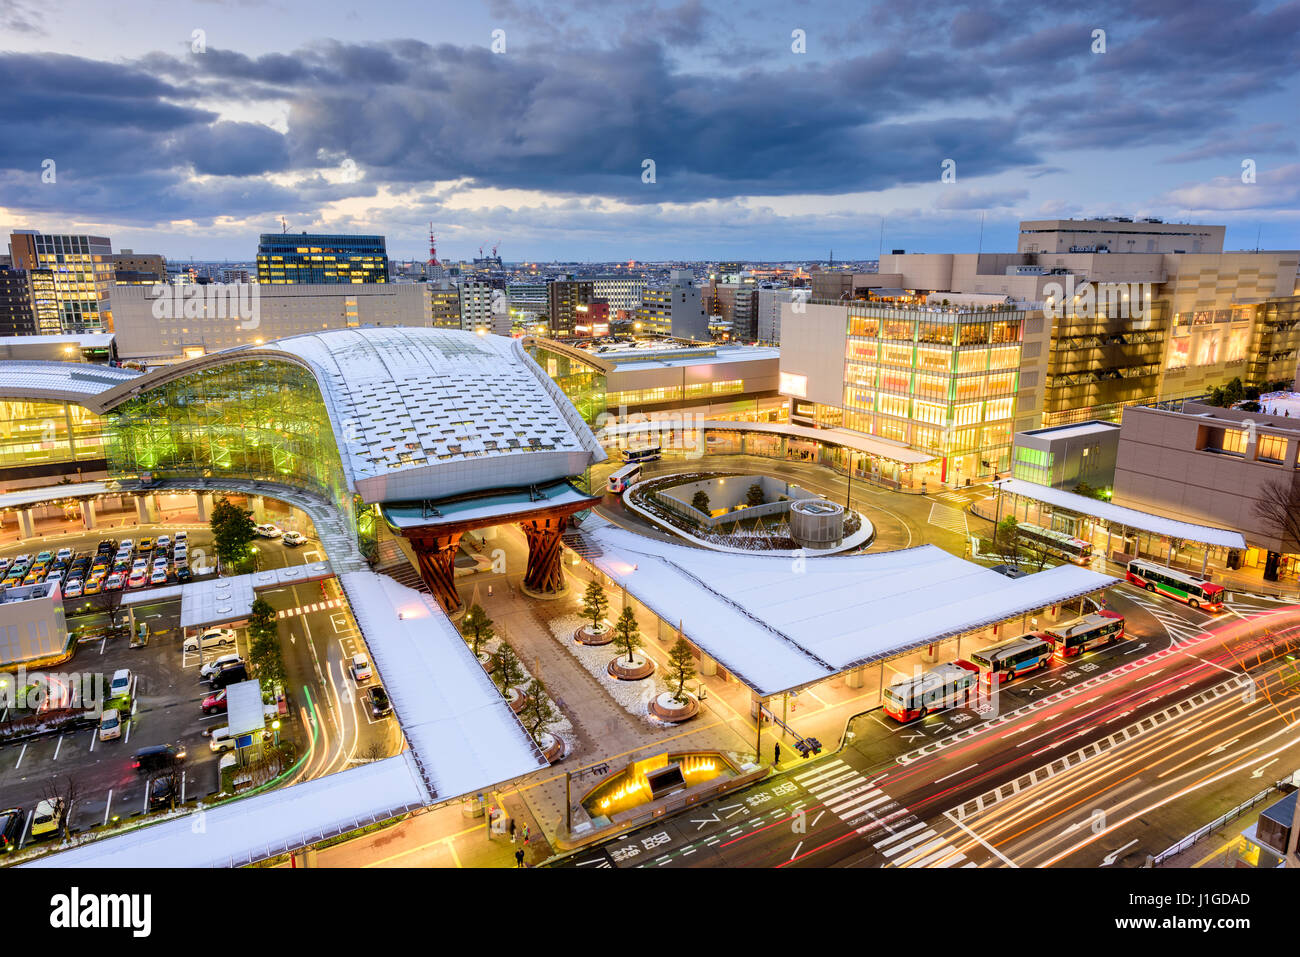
1042 610 1125 659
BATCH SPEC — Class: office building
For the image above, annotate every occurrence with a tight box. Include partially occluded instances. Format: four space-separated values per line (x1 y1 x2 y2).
8 231 115 334
429 282 462 329
1017 218 1226 255
591 276 645 316
637 269 708 341
256 233 388 284
0 266 37 336
111 250 167 284
1010 421 1121 492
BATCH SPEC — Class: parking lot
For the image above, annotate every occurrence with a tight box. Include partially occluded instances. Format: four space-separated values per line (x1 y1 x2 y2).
0 610 256 851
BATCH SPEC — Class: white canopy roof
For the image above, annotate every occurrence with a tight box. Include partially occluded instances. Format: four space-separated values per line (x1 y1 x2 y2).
338 571 547 798
993 478 1247 549
599 419 934 465
0 360 139 401
23 753 430 869
571 517 1116 696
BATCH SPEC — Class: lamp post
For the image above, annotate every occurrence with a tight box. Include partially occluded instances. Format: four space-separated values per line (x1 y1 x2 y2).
272 719 281 747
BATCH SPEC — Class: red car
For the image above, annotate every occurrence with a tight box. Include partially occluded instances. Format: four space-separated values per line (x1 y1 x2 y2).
201 689 227 715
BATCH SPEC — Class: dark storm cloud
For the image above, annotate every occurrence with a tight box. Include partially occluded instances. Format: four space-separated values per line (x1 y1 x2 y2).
1 0 1297 229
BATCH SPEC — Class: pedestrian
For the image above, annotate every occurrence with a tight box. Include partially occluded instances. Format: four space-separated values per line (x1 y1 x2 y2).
515 848 525 868
509 818 516 843
773 742 781 766
522 823 530 846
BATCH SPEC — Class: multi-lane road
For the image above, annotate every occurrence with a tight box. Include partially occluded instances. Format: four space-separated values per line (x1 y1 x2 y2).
557 586 1300 868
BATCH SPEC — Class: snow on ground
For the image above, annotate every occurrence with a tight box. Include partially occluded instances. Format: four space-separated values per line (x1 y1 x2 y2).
481 635 576 754
547 614 673 727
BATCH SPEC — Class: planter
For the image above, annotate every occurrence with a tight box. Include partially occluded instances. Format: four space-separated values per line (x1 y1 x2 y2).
649 691 700 722
505 687 529 714
477 651 496 674
573 621 615 646
538 731 566 763
607 654 656 681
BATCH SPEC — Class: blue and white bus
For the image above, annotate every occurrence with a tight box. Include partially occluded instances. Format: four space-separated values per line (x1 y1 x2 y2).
622 444 661 463
966 633 1054 685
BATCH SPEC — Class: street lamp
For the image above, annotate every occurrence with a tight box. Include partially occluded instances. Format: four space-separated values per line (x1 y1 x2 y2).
271 719 281 747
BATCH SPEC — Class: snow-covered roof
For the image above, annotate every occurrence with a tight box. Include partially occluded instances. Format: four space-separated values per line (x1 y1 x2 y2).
0 360 139 401
993 478 1247 549
88 327 606 504
23 753 431 869
570 517 1116 696
177 562 334 630
0 482 111 511
338 571 547 797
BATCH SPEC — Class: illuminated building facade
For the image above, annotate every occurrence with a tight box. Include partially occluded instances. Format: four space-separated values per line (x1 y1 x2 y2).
8 231 115 334
256 233 388 284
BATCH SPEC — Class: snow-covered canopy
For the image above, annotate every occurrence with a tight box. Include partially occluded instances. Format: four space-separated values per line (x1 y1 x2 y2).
993 478 1247 549
23 753 430 869
571 517 1116 696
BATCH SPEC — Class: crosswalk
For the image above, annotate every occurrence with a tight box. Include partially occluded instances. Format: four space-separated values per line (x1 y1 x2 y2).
1124 591 1206 646
792 759 977 868
932 490 969 503
276 597 343 620
927 502 969 536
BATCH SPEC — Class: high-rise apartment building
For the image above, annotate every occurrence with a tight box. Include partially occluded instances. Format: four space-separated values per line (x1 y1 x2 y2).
256 233 388 284
429 282 462 329
548 279 595 337
457 279 501 334
0 266 37 336
590 276 645 316
8 231 115 334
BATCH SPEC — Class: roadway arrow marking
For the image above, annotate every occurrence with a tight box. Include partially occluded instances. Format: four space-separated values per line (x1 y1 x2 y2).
1209 737 1240 755
1101 839 1138 866
1251 758 1280 779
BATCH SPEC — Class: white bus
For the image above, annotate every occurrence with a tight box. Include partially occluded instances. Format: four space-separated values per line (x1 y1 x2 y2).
623 444 662 463
967 633 1054 685
608 463 642 493
1016 521 1093 565
883 661 980 722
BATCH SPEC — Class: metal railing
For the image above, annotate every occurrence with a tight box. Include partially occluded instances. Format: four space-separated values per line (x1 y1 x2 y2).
1150 778 1292 865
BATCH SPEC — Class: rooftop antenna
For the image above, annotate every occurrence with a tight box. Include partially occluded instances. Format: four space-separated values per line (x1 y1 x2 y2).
1256 224 1262 253
428 223 439 267
279 216 289 234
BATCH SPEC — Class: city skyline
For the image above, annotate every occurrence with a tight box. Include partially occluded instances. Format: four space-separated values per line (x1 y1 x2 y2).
1 0 1298 261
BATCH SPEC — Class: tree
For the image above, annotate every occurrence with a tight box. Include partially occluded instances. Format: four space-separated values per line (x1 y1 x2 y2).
494 641 525 697
666 636 697 704
460 603 494 657
247 597 286 690
209 495 257 569
613 605 642 665
691 490 711 514
746 483 765 507
1253 477 1300 581
1072 482 1101 500
520 678 559 741
1225 376 1245 406
41 773 82 841
994 516 1022 567
94 587 126 633
581 580 609 632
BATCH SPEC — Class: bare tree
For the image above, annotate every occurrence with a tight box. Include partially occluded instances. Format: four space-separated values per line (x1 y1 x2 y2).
1253 477 1300 551
41 774 83 840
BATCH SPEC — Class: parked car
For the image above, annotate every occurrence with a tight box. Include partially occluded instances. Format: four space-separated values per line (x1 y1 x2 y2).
35 551 53 565
131 744 185 774
255 523 282 538
174 530 187 544
0 807 23 852
137 537 154 551
55 548 74 563
201 689 227 715
208 662 249 690
128 570 148 589
198 654 243 680
176 565 192 583
98 709 122 741
281 531 307 547
368 685 392 717
349 654 373 682
83 576 104 596
149 568 168 585
147 775 176 809
104 572 125 591
109 668 133 699
118 538 134 552
29 799 64 841
184 628 237 655
155 535 171 549
63 579 83 598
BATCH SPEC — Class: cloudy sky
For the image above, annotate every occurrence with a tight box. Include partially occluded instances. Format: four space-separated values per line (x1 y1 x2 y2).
1 0 1298 262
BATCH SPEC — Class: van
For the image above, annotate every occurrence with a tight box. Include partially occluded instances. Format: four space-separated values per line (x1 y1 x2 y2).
98 709 122 741
183 628 236 654
109 668 132 699
198 653 242 681
208 662 248 690
208 725 239 753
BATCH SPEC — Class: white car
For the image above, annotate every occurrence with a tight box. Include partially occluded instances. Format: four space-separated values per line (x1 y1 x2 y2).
349 654 373 682
131 558 148 571
282 531 307 547
185 630 238 655
174 531 187 544
155 535 171 549
118 539 134 552
109 668 132 699
198 653 243 679
98 709 122 741
55 548 74 563
150 568 168 585
255 523 282 538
